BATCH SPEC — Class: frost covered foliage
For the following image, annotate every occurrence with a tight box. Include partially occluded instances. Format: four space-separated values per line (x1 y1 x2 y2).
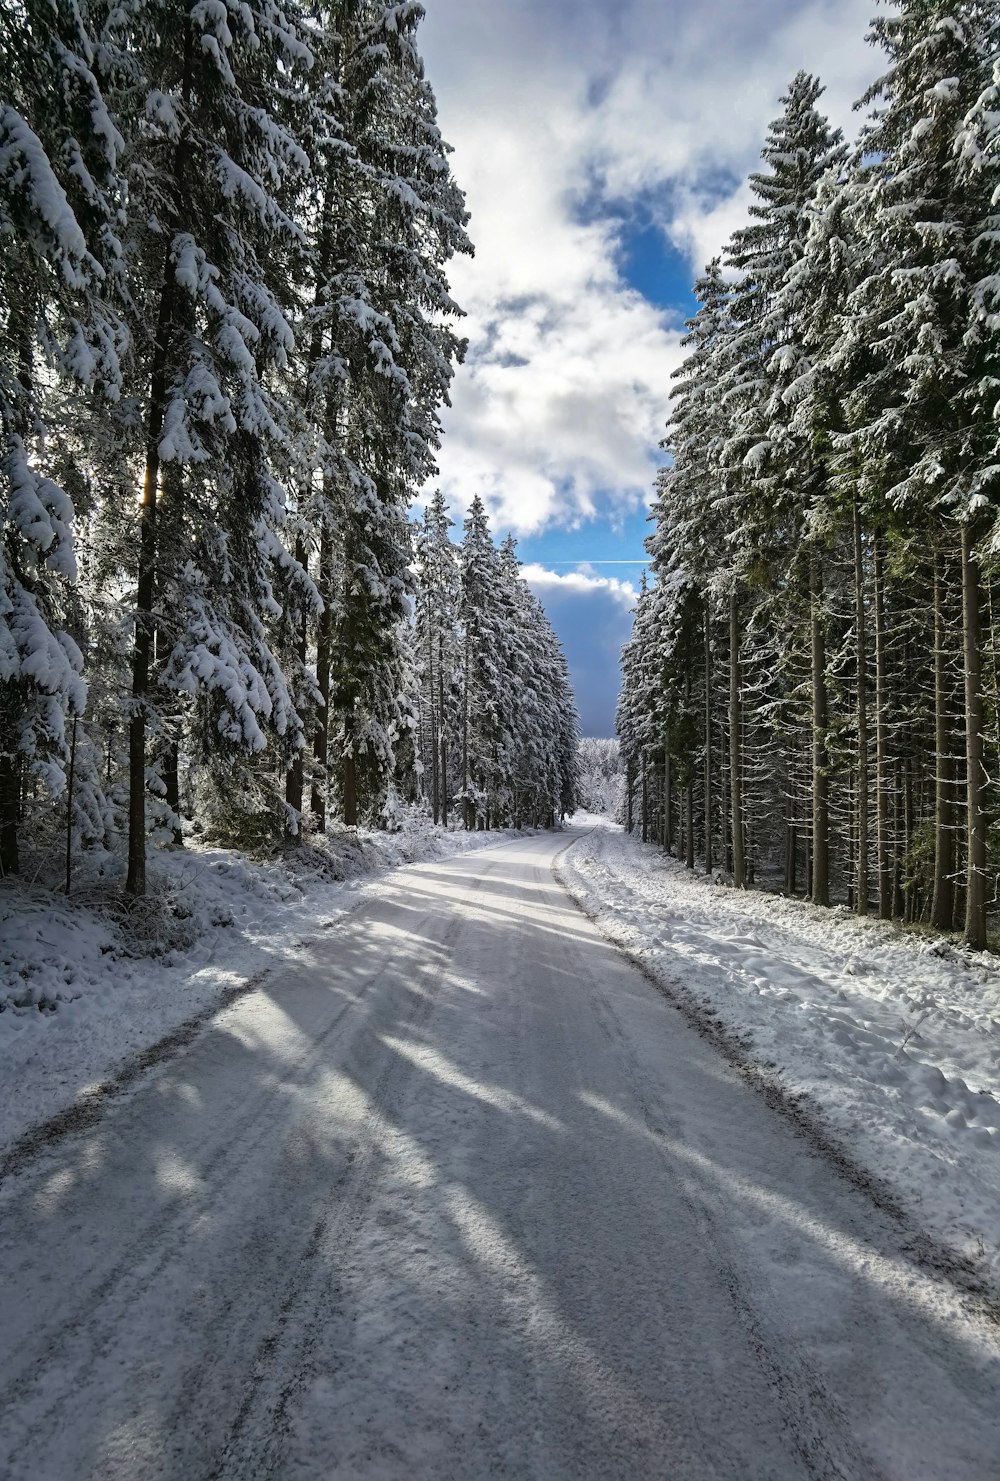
412 493 579 830
0 0 553 895
621 3 1000 950
576 738 624 819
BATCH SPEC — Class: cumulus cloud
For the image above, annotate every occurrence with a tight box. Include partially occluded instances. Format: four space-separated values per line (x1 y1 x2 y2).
419 0 883 538
521 563 639 610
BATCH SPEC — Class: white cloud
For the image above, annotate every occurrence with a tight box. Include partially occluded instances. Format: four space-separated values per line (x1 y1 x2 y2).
521 563 639 610
419 0 886 537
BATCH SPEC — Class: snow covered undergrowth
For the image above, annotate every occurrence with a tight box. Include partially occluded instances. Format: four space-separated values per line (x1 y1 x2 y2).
561 822 1000 1287
0 819 539 1156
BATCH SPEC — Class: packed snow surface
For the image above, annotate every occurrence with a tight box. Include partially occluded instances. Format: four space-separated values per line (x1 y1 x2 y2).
0 820 535 1155
0 828 998 1478
562 820 1000 1286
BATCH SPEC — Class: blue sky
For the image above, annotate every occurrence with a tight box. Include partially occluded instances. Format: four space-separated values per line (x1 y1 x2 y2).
418 0 884 736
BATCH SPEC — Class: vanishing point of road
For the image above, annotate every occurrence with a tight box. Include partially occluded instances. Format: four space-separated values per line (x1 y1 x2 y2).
1 830 998 1478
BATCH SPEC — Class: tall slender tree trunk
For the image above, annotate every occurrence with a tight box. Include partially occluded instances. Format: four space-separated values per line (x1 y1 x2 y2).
127 23 194 896
0 271 38 875
704 609 713 873
438 633 448 826
641 753 648 844
343 753 358 828
304 175 338 833
930 544 955 931
427 611 439 824
684 661 695 868
64 713 78 895
626 758 634 834
961 522 988 949
0 749 17 876
662 742 669 852
163 742 183 847
810 557 829 907
729 589 746 888
873 538 891 919
462 636 471 830
285 537 308 834
311 522 333 830
685 779 695 870
127 256 173 897
788 784 798 896
665 745 673 855
853 505 869 915
721 713 730 874
902 755 914 922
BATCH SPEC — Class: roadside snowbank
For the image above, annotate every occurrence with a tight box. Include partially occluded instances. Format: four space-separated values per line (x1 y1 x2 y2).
561 822 1000 1286
0 820 537 1156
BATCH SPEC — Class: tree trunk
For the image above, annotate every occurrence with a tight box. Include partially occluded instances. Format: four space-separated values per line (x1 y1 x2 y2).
285 537 308 835
163 741 183 847
961 521 988 949
930 544 956 931
686 780 695 870
427 608 439 824
439 634 449 828
729 590 746 888
0 269 37 875
126 256 172 897
127 23 194 896
64 714 78 895
343 752 358 828
305 180 338 834
873 538 892 919
665 746 673 855
853 505 869 915
661 742 669 851
311 523 333 830
788 786 798 896
721 713 730 874
641 755 648 844
462 635 471 830
810 557 829 907
0 753 18 878
704 609 713 873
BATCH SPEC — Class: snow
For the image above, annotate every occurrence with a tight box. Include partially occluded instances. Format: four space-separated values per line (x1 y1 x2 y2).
1 830 997 1478
560 820 1000 1287
0 106 89 286
0 820 542 1158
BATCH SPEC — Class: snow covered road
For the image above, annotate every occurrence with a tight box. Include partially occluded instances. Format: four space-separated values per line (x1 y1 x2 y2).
1 829 998 1479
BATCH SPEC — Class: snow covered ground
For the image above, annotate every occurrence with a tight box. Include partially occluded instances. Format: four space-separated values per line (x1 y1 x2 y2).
561 820 1000 1288
0 819 537 1157
1 830 998 1479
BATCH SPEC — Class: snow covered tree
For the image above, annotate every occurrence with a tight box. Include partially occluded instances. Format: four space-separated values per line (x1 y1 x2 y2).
839 0 1000 946
457 496 508 827
317 0 471 828
0 0 127 875
116 0 320 888
626 6 1000 949
723 72 845 903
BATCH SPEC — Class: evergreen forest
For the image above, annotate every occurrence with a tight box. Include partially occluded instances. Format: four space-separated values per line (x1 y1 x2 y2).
618 1 1000 948
0 0 578 896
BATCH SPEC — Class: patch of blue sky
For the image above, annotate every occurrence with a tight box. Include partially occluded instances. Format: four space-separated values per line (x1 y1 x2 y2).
543 585 636 738
618 220 697 314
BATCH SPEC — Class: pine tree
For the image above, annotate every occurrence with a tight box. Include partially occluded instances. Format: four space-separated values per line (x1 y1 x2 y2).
724 72 845 905
841 0 1000 946
0 0 126 875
